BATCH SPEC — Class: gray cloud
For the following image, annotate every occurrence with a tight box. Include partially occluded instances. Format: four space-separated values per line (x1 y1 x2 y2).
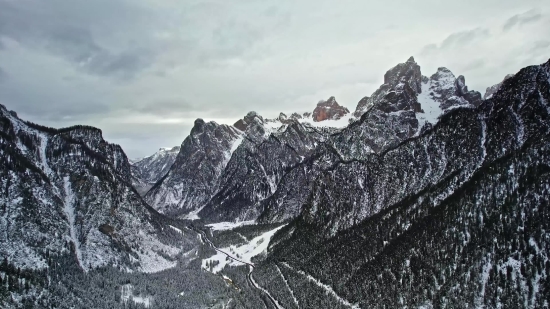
0 0 154 79
422 28 490 53
136 100 196 116
1 0 549 158
503 10 542 31
0 67 6 82
441 28 490 48
531 40 550 52
460 59 486 72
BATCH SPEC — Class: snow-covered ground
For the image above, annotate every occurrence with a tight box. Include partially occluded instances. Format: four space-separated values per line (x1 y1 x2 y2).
181 205 205 220
133 229 180 273
202 224 286 273
205 220 256 231
121 284 152 308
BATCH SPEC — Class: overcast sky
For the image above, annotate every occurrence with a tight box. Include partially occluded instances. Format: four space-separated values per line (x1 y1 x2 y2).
0 0 549 158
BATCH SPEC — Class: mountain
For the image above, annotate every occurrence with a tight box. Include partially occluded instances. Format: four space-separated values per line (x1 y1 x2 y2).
147 57 487 224
312 97 350 122
259 58 550 308
197 113 335 222
146 99 354 219
0 105 181 274
144 119 242 217
131 146 180 195
1 56 549 308
258 57 482 223
198 57 482 224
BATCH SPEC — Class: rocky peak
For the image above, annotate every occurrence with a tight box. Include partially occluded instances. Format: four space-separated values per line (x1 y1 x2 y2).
191 118 206 134
312 96 350 122
384 56 422 94
455 75 468 95
354 57 424 118
421 67 483 110
427 67 459 100
353 96 371 118
234 111 264 131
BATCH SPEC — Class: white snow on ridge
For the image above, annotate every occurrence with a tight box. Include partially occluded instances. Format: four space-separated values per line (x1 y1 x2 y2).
230 135 244 155
299 113 354 128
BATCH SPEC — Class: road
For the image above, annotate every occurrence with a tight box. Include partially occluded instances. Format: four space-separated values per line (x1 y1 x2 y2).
192 226 284 309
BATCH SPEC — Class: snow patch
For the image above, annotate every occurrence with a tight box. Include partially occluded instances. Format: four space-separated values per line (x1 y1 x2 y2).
230 135 244 155
202 224 286 273
280 262 361 309
133 229 179 273
169 225 183 235
416 81 443 128
206 220 256 231
181 205 206 221
121 284 152 308
299 112 353 128
275 264 299 308
63 176 84 271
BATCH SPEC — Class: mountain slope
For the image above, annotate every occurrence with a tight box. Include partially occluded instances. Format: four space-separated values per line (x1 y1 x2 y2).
131 146 180 195
0 105 180 273
264 59 550 308
259 57 482 223
144 119 242 217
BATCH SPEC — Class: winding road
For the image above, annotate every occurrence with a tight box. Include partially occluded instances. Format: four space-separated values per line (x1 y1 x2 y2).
192 227 284 309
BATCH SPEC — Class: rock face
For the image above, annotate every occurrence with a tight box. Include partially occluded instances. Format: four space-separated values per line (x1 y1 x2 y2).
131 146 180 195
0 105 180 273
144 119 242 217
353 96 371 117
353 57 482 121
197 118 331 222
312 96 350 122
233 111 263 131
266 59 550 308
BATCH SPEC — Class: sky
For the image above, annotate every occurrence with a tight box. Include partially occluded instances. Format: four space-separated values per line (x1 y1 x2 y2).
0 0 549 158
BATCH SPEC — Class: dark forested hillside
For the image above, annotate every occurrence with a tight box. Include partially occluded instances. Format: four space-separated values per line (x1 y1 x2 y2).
263 59 550 308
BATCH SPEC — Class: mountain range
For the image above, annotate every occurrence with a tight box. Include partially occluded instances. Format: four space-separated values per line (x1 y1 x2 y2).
1 56 549 308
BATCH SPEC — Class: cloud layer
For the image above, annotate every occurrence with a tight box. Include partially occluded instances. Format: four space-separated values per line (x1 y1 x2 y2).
0 0 549 157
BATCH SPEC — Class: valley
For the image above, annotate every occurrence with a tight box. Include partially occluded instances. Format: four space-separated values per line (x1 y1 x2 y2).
1 56 549 308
